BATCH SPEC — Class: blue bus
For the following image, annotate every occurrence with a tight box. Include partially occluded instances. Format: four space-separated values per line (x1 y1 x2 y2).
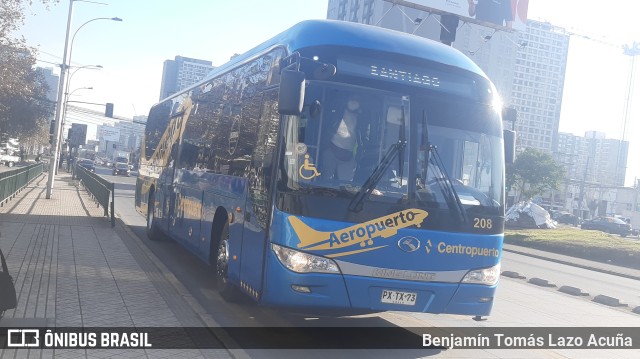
136 20 511 316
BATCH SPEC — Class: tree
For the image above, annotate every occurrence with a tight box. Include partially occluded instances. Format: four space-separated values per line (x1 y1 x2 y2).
0 47 53 138
1 0 58 140
507 148 565 202
1 1 59 39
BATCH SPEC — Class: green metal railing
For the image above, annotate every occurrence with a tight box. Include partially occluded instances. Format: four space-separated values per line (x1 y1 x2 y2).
74 165 115 227
0 163 44 206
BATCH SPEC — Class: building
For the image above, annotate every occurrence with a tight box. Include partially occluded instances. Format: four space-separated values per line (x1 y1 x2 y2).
552 131 629 218
97 117 145 158
614 182 640 229
159 56 215 101
326 0 570 153
510 21 570 152
36 67 59 102
557 131 629 187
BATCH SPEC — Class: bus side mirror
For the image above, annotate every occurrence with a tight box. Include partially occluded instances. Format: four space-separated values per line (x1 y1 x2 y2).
278 70 305 116
503 129 516 164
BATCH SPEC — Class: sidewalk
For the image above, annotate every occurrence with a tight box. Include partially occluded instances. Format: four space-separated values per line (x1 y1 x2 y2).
0 172 232 358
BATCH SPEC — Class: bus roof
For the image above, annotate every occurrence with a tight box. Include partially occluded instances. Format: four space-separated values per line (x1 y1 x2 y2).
159 20 487 104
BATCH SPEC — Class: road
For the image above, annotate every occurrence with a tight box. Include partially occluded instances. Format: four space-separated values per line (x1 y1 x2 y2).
502 251 640 308
98 167 640 358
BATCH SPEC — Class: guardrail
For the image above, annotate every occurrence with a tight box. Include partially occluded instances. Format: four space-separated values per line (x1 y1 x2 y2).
74 165 115 227
0 163 44 206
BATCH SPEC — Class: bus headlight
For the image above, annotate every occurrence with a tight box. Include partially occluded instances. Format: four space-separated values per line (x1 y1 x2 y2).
461 263 500 286
272 244 340 274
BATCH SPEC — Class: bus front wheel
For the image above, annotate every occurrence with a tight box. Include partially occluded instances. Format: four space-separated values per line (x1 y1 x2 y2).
146 192 161 241
216 223 241 301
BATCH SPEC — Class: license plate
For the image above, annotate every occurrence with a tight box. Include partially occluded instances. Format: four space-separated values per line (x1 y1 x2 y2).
381 289 417 306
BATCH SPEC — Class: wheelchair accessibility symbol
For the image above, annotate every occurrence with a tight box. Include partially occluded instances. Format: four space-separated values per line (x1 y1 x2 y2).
299 154 321 180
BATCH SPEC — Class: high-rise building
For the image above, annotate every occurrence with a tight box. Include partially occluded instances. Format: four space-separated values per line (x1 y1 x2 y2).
36 67 59 102
159 56 215 101
326 0 570 153
557 131 629 187
510 21 570 152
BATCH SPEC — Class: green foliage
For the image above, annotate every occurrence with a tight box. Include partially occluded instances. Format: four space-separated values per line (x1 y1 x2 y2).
0 0 58 139
505 228 640 269
0 43 54 138
507 147 565 201
1 1 59 39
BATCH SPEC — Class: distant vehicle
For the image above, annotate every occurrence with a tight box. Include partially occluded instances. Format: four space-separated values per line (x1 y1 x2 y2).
112 162 130 176
0 153 20 167
581 217 632 237
115 156 129 164
555 212 580 226
76 159 95 172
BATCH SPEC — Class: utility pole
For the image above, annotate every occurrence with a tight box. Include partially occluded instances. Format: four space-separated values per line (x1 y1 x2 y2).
46 0 74 199
577 156 590 220
616 42 639 186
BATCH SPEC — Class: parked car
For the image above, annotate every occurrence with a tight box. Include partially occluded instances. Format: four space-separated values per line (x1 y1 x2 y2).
556 212 581 226
112 162 130 176
581 217 632 237
0 153 20 167
76 159 95 172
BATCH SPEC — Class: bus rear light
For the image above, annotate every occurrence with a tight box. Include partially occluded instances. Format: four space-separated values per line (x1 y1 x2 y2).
461 263 500 286
272 244 340 274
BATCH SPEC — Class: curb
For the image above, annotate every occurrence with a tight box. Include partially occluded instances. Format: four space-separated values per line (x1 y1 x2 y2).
528 277 556 287
558 286 589 296
592 295 628 307
502 271 637 314
503 246 640 281
114 211 251 359
501 270 525 279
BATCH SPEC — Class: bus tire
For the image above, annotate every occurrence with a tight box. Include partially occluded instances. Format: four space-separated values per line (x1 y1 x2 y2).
216 223 241 301
146 192 161 241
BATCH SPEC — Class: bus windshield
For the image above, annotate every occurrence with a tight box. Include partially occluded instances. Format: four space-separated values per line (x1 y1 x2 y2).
278 82 503 223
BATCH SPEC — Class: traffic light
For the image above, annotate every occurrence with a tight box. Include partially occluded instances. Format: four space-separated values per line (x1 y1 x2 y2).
105 103 114 118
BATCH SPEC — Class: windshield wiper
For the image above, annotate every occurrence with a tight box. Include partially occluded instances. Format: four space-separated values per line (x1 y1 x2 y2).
430 146 467 224
422 110 466 224
348 105 407 212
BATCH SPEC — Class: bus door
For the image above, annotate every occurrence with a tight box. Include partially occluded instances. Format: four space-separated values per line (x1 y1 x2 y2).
239 183 268 298
169 173 203 254
159 142 179 234
239 90 279 299
160 104 191 237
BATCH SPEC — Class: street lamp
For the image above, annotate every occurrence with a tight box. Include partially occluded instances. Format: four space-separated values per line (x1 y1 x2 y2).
54 65 101 170
68 64 102 85
45 0 122 198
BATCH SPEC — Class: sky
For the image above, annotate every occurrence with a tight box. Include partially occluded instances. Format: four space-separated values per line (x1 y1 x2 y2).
14 0 640 186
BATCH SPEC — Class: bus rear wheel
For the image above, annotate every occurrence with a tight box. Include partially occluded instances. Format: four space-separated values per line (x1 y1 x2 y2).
146 192 161 241
216 224 241 301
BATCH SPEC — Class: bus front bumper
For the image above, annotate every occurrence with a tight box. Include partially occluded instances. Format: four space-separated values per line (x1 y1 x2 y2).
261 252 496 316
